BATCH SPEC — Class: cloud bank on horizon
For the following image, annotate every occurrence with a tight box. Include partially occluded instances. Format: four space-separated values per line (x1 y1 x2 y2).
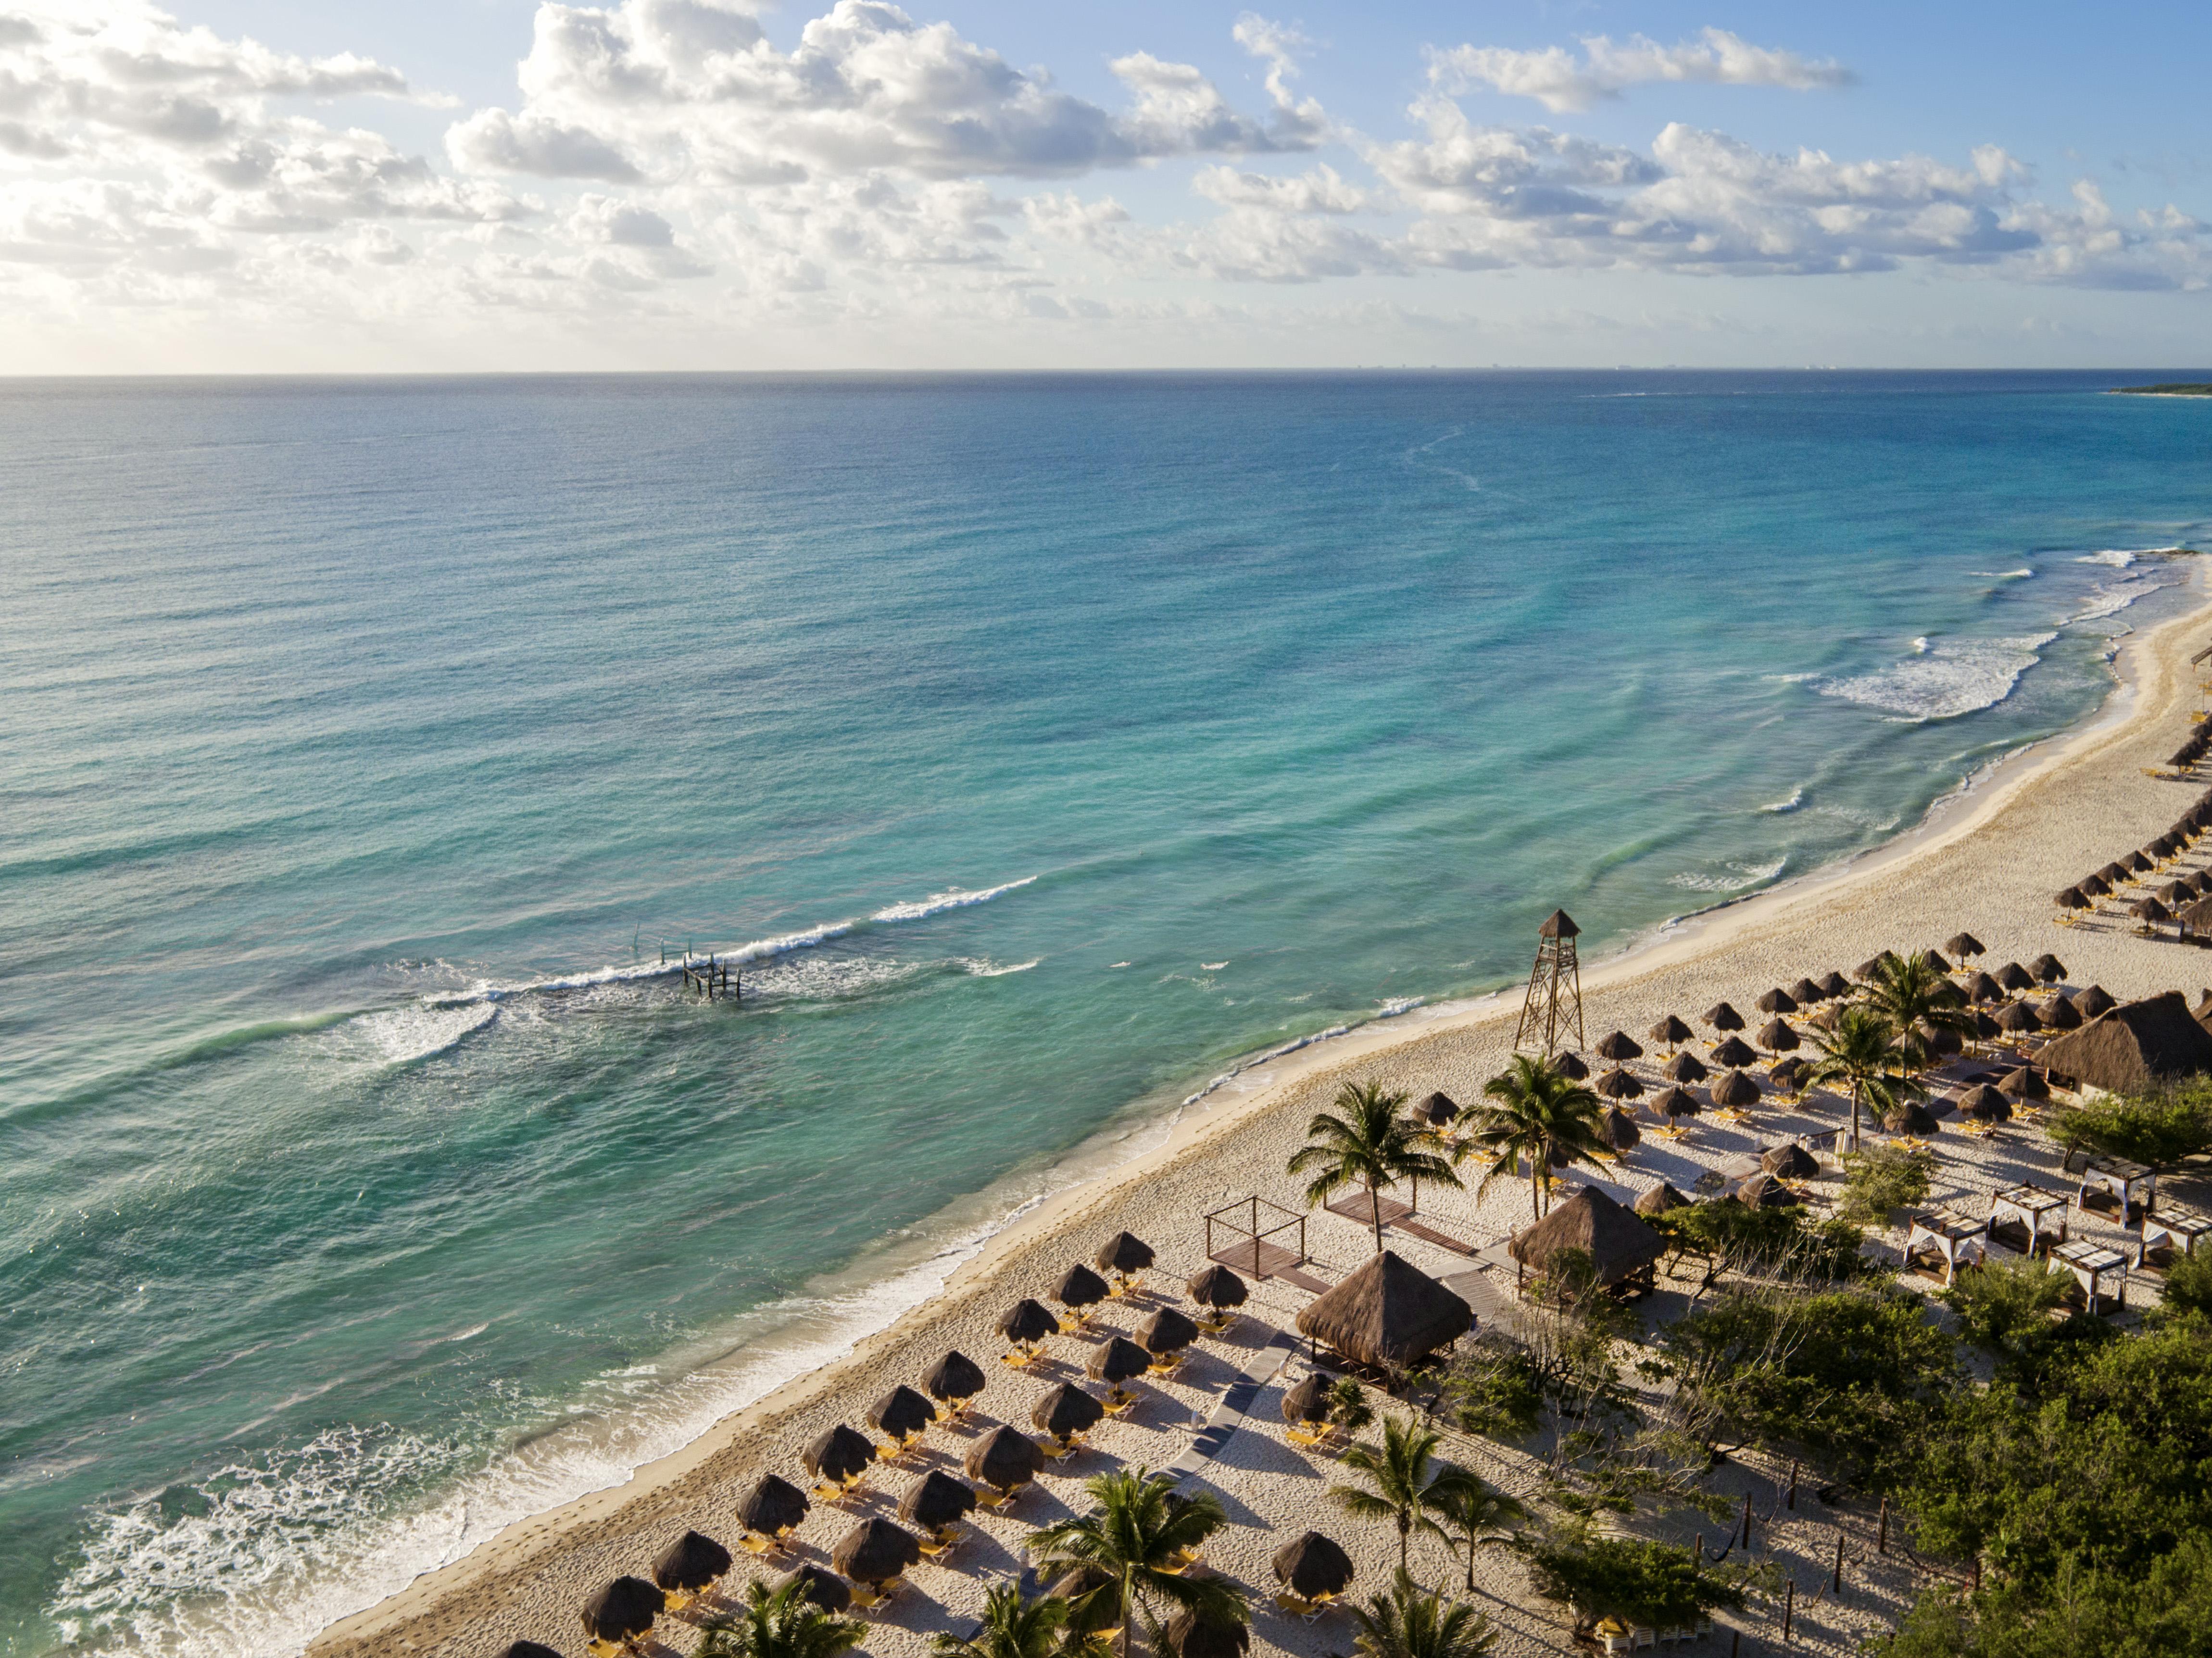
0 0 2207 367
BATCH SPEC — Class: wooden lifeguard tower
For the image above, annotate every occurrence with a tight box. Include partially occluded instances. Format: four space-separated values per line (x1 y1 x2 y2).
1514 908 1586 1057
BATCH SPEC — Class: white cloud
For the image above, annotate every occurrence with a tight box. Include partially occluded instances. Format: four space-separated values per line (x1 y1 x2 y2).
1431 28 1852 114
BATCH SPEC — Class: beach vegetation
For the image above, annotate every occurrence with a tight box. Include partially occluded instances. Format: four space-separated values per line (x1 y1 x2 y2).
1839 1143 1935 1229
1329 1414 1462 1571
1289 1080 1462 1252
2045 1080 2212 1170
1805 1003 1919 1150
1662 1198 1866 1288
1441 1336 1545 1440
1855 953 1974 1077
2161 1247 2212 1319
1940 1256 2070 1362
1345 1567 1497 1658
1462 1055 1611 1220
1516 1525 1751 1639
1325 1374 1377 1436
700 1578 866 1658
1028 1467 1241 1658
930 1583 1095 1658
1424 1464 1528 1592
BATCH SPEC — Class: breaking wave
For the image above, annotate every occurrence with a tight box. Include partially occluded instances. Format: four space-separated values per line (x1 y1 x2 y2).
1809 632 2056 722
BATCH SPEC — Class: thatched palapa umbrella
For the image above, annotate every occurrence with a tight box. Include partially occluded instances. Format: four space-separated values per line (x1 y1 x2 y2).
1649 1014 1694 1051
777 1564 853 1615
1704 1001 1746 1032
964 1425 1043 1496
1054 1264 1110 1318
1409 1091 1458 1128
2039 996 2084 1031
1553 1051 1590 1080
1769 1055 1809 1093
1961 1084 2012 1124
1711 1035 1757 1069
1032 1382 1105 1445
1855 952 1900 981
804 1424 876 1488
1187 1262 1248 1311
2099 860 2132 887
1818 970 1853 999
924 1350 986 1413
2072 985 2117 1018
1138 1306 1200 1364
1096 1231 1156 1289
2080 873 2112 897
2128 850 2158 874
1996 962 2035 992
999 1298 1060 1357
2055 886 2090 913
581 1578 664 1647
1995 1000 2040 1035
1595 1066 1644 1100
1295 1250 1472 1371
499 1644 564 1658
1166 1608 1252 1658
1594 1030 1644 1062
1281 1372 1330 1428
2134 894 2175 933
1733 1173 1801 1209
1756 1017 1800 1054
1789 976 1826 1005
1652 1085 1700 1124
1508 1187 1665 1286
1922 949 1952 974
1999 1066 2051 1102
1634 1181 1690 1217
832 1516 921 1590
1919 1020 1964 1059
899 1469 978 1538
737 1473 809 1543
1598 1105 1641 1152
1757 987 1798 1015
1761 1142 1819 1179
1964 971 2003 1004
1710 1068 1761 1109
1945 932 1986 960
653 1532 733 1606
1662 1050 1709 1083
1273 1532 1356 1603
1885 1101 1939 1136
869 1384 937 1447
2160 880 2194 906
1088 1335 1152 1404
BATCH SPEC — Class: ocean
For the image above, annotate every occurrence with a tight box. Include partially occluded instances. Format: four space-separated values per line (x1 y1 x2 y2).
3 370 2208 1656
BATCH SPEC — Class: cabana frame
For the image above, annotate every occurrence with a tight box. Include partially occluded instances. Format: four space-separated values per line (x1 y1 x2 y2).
2136 1203 2212 1270
1988 1183 2069 1255
2053 1240 2129 1314
1903 1210 1987 1285
2075 1156 2157 1224
1205 1195 1307 1281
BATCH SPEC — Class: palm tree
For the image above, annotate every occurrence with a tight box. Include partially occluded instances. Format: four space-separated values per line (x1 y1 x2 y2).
1859 951 1974 1078
1029 1467 1244 1658
1424 1465 1527 1594
1330 1415 1458 1572
1463 1055 1609 1220
1326 1376 1375 1438
931 1583 1094 1658
1347 1569 1496 1658
1289 1080 1462 1252
1805 1003 1921 1153
699 1579 865 1658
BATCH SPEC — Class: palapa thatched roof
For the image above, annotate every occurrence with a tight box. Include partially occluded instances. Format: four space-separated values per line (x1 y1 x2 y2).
2099 860 2131 884
2056 886 2089 909
1295 1249 1472 1369
1596 1065 1644 1099
654 1531 733 1593
2039 992 2212 1093
1999 1066 2050 1101
1272 1531 1355 1598
2184 894 2212 933
804 1424 876 1482
1595 1029 1644 1061
1167 1609 1252 1658
1710 1068 1761 1108
1996 961 2034 990
1761 1143 1819 1179
1704 1001 1746 1031
2081 873 2112 897
1650 1014 1694 1046
1663 1050 1709 1082
1186 1262 1248 1308
580 1577 664 1643
1946 932 1986 958
1634 1181 1689 1216
868 1384 937 1442
1757 987 1798 1014
1769 1056 1809 1090
1553 1051 1590 1080
1281 1372 1330 1424
2072 985 2117 1018
2128 850 2157 873
1884 1101 1939 1136
1819 970 1853 998
1138 1306 1200 1356
2039 997 2084 1030
1965 971 2002 1003
778 1564 853 1614
1652 1085 1699 1119
1538 908 1580 938
1599 1105 1641 1151
1507 1186 1664 1284
1995 1000 2041 1032
1757 1017 1799 1052
924 1350 986 1403
498 1644 564 1658
832 1516 920 1586
1096 1231 1156 1274
1055 1263 1110 1308
2136 895 2174 923
1032 1382 1105 1440
1961 1085 2012 1123
1089 1334 1152 1384
965 1424 1043 1492
1711 1035 1757 1069
999 1298 1060 1344
899 1468 977 1532
1790 976 1826 1004
1733 1174 1801 1209
1409 1090 1458 1126
737 1473 809 1536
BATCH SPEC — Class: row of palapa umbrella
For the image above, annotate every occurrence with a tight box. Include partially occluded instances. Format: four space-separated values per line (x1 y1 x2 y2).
567 1232 1266 1654
2053 786 2212 931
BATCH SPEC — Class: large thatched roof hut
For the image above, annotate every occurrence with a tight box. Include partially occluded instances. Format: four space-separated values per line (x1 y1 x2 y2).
1507 1186 1665 1286
2039 992 2212 1094
1295 1249 1472 1370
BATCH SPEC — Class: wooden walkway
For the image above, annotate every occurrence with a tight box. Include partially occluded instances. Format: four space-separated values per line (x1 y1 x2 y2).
1206 1240 1332 1294
1321 1191 1480 1257
1161 1326 1303 1486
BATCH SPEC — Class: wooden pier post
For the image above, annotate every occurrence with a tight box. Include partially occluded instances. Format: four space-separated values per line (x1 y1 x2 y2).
1782 1579 1795 1644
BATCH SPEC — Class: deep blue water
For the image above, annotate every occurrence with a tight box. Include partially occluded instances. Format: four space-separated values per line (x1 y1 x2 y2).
3 371 2209 1656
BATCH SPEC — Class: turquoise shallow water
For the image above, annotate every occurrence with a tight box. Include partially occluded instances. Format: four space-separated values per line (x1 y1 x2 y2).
3 371 2210 1655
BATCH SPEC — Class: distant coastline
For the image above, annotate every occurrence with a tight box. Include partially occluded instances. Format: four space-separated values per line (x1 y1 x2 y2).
2113 382 2212 396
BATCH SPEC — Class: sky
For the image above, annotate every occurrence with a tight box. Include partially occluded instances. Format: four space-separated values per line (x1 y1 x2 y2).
6 0 2212 371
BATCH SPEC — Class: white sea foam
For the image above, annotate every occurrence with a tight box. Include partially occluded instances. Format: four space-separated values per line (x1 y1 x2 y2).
334 1003 497 1067
1667 855 1787 893
1969 568 2035 581
1759 786 1805 814
962 958 1040 977
868 876 1037 923
2079 549 2139 568
2068 577 2162 625
1808 632 2056 722
1377 997 1426 1017
1200 961 1228 971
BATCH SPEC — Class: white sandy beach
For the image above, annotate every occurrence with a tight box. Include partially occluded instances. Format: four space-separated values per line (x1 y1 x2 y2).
312 571 2212 1658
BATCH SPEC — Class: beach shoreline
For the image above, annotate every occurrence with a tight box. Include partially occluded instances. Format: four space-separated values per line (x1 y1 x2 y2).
308 569 2212 1658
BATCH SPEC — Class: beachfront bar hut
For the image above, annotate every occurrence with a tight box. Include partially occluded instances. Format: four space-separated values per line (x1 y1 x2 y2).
779 1564 854 1615
1273 1532 1356 1608
804 1425 877 1495
1088 1335 1153 1407
652 1532 734 1609
1295 1249 1473 1372
1995 1000 2041 1036
923 1350 987 1416
1138 1306 1201 1370
580 1577 664 1655
1946 932 1986 960
1410 1091 1458 1128
899 1468 979 1545
1553 1050 1591 1080
1996 962 2036 993
1096 1231 1156 1291
2080 873 2112 898
1596 1066 1644 1100
1167 1608 1253 1658
1650 1014 1694 1051
832 1516 922 1599
1961 1084 2012 1124
1989 1184 2067 1254
1662 1050 1709 1083
1904 1211 1987 1285
2137 1205 2212 1270
2072 985 2117 1019
1761 1142 1820 1179
1711 1035 1757 1069
1186 1262 1249 1327
2043 992 2212 1093
1733 1173 1801 1209
1599 1105 1642 1153
1652 1086 1700 1127
1710 1068 1761 1109
1756 1017 1800 1054
1508 1187 1665 1292
2054 1240 2129 1315
868 1384 938 1450
964 1425 1044 1503
1054 1264 1111 1324
1757 988 1798 1016
736 1473 810 1550
2039 996 2084 1031
1965 971 2003 1003
998 1298 1061 1364
1032 1382 1106 1453
1634 1181 1690 1217
1704 1001 1746 1032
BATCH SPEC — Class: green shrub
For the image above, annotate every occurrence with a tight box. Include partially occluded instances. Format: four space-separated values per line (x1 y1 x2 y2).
1666 1200 1867 1283
1444 1338 1544 1440
2047 1083 2212 1169
1516 1528 1748 1634
1942 1256 2068 1356
1839 1143 1933 1228
2163 1248 2212 1319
